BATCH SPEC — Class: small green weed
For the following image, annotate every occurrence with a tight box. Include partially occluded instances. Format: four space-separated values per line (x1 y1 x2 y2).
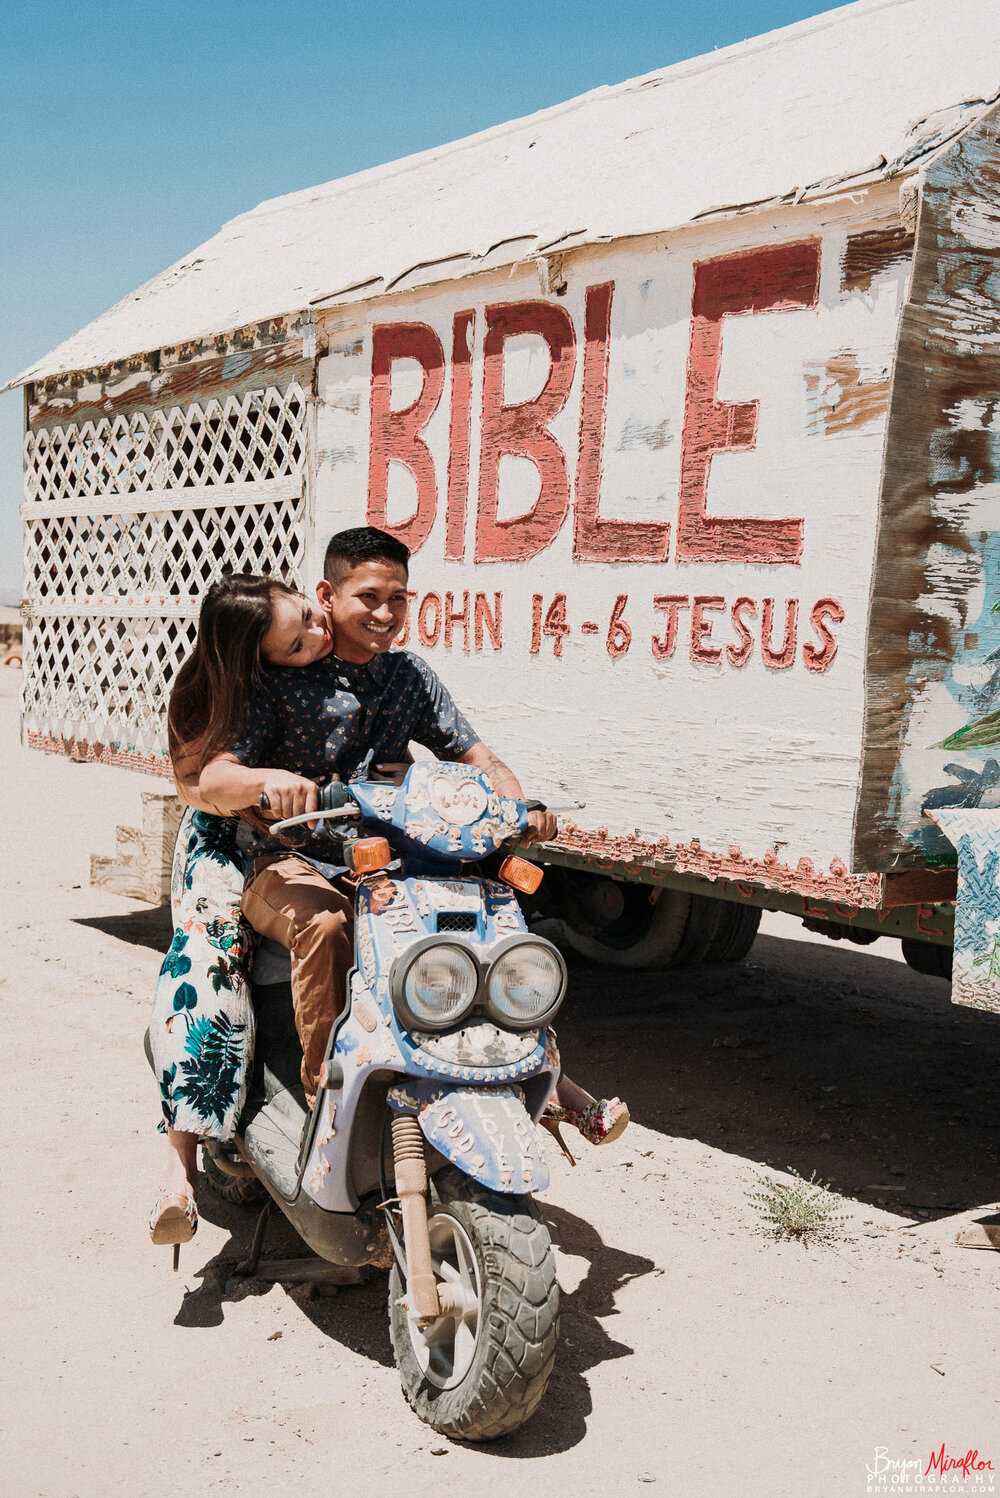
746 1167 846 1241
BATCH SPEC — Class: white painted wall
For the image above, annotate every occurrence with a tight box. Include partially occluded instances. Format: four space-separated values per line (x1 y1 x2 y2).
313 195 909 874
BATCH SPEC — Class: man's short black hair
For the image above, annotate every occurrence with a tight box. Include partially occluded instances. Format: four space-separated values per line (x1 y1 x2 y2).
323 527 410 587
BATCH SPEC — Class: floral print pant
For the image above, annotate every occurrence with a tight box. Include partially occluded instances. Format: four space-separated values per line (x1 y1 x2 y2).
149 809 255 1140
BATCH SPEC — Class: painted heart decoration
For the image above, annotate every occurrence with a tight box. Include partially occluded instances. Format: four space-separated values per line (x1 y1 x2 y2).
430 775 488 827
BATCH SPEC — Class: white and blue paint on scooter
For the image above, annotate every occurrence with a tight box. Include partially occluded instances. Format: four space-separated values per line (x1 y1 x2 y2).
299 759 563 1212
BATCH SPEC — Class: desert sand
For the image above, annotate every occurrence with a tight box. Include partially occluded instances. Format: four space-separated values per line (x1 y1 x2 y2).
1 665 997 1498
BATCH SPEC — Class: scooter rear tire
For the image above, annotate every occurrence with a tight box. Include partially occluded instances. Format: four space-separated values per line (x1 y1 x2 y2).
389 1166 558 1441
201 1147 266 1205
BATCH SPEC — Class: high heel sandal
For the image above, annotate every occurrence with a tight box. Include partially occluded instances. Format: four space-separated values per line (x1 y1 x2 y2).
149 1190 198 1271
539 1098 630 1166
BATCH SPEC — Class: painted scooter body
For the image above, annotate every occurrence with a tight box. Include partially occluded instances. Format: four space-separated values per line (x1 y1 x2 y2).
227 759 563 1268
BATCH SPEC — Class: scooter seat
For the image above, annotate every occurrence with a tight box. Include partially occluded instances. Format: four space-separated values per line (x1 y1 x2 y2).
253 937 292 986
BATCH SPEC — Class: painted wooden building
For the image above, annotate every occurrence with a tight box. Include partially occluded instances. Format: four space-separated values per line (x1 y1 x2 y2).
7 0 1000 980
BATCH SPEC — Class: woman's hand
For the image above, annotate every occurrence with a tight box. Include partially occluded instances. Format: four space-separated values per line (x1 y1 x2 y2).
192 753 319 822
260 769 319 822
372 762 410 785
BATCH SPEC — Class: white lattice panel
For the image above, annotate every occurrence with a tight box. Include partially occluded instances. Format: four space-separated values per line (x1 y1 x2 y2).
24 386 307 500
21 384 309 771
23 483 306 603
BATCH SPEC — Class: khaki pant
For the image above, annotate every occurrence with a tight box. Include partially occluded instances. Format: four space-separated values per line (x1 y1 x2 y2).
241 854 355 1099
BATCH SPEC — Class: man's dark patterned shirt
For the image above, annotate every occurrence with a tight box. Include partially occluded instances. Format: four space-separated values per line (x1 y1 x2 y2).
229 648 478 866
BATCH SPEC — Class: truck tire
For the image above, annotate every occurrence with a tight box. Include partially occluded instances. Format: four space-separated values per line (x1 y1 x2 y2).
705 901 762 963
558 886 691 969
389 1167 558 1441
901 938 953 981
673 895 762 966
671 893 724 966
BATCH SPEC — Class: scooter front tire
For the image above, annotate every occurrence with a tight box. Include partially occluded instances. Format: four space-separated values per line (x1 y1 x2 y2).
389 1166 558 1441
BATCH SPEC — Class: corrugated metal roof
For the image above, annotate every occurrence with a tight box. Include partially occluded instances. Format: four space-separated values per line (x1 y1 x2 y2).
7 0 1000 390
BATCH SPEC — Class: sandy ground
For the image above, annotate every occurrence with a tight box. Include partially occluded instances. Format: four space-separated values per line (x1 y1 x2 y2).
1 664 998 1498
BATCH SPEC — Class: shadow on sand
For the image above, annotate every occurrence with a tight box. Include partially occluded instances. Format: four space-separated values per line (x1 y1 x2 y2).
143 919 1000 1450
76 904 173 952
170 1179 653 1455
549 929 1000 1222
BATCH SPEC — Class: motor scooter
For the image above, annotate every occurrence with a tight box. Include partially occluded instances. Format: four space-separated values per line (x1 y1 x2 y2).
199 757 570 1441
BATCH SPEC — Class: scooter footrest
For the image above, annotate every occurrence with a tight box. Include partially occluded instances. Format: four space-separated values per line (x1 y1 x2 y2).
242 1089 308 1200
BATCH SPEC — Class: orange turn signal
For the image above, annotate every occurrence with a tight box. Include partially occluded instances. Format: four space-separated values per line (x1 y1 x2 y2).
347 837 391 874
499 855 544 895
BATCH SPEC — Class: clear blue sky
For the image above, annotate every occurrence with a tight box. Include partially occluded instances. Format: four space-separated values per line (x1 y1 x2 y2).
0 0 839 603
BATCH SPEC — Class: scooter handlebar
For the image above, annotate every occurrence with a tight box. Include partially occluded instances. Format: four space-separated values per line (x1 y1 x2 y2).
268 804 361 836
524 799 586 813
255 785 584 843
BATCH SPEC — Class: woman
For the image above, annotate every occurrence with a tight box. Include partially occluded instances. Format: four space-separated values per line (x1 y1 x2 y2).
149 572 316 1260
149 571 628 1262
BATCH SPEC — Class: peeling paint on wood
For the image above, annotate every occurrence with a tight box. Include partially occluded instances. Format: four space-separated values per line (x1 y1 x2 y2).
314 193 905 881
553 821 885 908
841 226 914 294
26 315 310 427
26 729 172 777
29 344 310 432
857 102 1000 869
803 351 891 436
676 241 819 564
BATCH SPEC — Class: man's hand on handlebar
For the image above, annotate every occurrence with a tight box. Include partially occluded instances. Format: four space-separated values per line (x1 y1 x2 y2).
522 808 558 844
260 770 320 823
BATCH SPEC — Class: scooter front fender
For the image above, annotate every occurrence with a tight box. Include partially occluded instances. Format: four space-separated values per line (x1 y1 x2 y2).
411 1085 549 1196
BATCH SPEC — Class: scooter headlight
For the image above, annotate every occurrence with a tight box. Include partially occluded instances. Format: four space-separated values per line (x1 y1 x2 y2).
486 939 566 1027
398 943 479 1030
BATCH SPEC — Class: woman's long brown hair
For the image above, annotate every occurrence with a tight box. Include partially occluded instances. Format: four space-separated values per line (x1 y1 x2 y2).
167 572 299 771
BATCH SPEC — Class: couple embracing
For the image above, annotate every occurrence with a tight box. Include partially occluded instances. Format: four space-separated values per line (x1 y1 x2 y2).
148 525 628 1256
